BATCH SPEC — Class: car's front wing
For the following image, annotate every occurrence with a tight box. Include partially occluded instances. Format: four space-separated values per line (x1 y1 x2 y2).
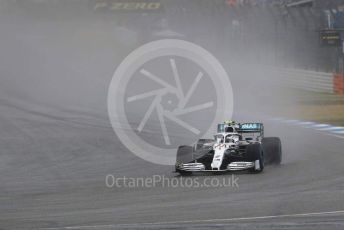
176 162 255 172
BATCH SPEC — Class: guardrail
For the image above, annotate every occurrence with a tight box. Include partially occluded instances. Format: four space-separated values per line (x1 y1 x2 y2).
234 64 344 95
268 68 334 94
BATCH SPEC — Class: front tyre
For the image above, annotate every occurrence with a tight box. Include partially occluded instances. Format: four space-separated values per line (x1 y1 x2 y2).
246 143 264 173
175 146 194 176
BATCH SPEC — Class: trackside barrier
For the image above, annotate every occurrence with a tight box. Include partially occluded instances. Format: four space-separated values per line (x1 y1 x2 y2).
333 74 344 95
268 68 334 94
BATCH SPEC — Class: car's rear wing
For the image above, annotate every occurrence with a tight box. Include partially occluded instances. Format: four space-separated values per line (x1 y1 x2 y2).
237 123 264 137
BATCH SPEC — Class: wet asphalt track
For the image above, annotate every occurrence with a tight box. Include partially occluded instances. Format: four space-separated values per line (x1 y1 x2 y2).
1 10 344 230
1 76 344 230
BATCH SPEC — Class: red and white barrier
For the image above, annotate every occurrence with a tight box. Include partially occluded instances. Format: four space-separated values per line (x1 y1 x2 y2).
333 74 344 95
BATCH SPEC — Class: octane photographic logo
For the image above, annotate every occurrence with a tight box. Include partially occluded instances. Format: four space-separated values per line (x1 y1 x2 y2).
108 39 233 165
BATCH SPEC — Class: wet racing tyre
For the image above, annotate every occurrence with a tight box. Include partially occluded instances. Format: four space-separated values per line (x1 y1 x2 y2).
246 143 264 173
262 137 282 165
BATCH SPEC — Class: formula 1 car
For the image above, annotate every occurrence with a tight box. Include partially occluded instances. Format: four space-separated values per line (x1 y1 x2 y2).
175 121 282 175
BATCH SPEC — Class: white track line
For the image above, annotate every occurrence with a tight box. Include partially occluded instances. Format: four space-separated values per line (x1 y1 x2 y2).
326 133 344 139
317 126 344 131
36 210 344 230
281 119 300 124
298 121 315 126
333 130 344 134
271 117 344 138
312 124 331 128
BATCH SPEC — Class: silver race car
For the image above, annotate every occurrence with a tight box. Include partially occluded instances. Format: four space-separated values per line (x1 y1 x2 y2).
175 121 282 175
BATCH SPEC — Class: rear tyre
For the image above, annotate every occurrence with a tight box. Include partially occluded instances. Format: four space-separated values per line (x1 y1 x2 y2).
246 143 264 173
262 137 282 165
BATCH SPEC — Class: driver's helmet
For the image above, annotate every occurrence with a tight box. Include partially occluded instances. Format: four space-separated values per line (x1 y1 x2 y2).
224 120 237 126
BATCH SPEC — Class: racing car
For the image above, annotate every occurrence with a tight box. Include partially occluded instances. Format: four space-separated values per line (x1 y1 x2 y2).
175 121 282 175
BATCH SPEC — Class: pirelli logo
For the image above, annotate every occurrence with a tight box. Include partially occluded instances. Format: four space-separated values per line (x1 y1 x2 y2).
94 1 162 12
